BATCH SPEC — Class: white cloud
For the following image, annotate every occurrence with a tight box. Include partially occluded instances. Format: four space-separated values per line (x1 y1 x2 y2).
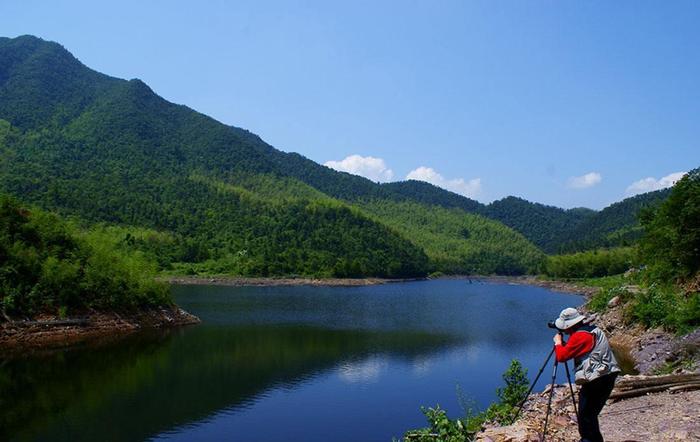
625 171 686 196
405 166 482 199
324 154 394 182
567 172 602 189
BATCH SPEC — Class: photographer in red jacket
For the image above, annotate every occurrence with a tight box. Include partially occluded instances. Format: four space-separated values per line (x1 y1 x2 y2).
552 308 621 442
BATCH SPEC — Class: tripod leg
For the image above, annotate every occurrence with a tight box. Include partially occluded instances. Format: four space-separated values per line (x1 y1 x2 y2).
541 357 559 442
564 361 579 422
510 347 555 425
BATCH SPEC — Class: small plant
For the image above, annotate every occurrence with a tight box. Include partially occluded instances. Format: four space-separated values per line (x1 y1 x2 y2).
58 306 68 319
481 359 529 425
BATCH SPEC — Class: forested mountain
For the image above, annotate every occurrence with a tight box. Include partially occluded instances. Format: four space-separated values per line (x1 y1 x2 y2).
0 36 677 276
0 35 544 276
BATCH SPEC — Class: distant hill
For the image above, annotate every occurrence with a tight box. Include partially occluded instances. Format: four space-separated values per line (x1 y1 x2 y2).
554 189 672 253
482 197 596 253
0 35 547 276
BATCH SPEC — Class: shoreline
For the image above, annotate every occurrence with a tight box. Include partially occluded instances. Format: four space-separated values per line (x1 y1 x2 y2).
0 274 599 353
0 306 200 353
453 275 601 296
162 275 427 287
162 273 599 296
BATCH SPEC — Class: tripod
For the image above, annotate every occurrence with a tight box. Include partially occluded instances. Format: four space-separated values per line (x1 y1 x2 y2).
511 339 579 441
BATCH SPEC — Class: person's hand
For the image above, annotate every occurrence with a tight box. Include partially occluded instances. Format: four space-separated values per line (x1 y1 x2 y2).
553 334 563 346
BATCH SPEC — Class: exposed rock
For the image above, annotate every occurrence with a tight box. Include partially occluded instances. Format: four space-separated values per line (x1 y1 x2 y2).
607 295 621 308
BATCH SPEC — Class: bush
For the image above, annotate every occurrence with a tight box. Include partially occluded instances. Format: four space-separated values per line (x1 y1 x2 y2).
629 284 700 334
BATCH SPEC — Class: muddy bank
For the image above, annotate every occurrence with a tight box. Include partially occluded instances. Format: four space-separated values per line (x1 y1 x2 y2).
163 275 425 287
0 306 199 352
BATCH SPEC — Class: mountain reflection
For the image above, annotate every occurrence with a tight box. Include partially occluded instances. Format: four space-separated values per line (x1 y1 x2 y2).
1 324 454 442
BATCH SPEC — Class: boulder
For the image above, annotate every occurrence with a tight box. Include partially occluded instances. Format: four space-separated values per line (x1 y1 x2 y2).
607 296 621 308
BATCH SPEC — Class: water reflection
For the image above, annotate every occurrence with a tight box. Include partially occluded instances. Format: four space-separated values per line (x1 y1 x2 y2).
337 356 389 383
1 280 583 442
1 324 454 441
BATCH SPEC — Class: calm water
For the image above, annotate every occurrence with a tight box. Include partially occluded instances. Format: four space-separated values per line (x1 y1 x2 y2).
1 280 582 442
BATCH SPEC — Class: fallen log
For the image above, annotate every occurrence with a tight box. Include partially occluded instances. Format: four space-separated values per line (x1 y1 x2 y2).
610 381 700 400
668 383 700 393
615 373 700 389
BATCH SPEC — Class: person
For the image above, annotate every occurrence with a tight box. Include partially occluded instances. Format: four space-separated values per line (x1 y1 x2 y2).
552 307 621 442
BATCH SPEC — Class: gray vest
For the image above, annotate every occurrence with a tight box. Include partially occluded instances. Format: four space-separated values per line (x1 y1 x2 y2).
573 326 621 385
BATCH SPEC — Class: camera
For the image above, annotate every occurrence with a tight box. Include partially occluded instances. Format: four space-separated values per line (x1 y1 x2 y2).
547 321 560 330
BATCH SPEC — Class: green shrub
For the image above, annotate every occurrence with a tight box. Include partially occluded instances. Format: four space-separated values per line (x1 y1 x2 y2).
628 284 700 334
409 405 470 442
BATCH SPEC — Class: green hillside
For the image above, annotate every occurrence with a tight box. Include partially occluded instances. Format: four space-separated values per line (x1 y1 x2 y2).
0 35 547 276
360 200 544 274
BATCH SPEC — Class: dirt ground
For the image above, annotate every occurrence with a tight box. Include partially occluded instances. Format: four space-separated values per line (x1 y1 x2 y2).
477 382 700 442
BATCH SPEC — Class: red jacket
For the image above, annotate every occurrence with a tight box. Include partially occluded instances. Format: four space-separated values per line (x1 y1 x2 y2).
555 330 595 362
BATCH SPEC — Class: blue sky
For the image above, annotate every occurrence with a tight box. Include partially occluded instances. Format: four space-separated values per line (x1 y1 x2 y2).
2 1 698 208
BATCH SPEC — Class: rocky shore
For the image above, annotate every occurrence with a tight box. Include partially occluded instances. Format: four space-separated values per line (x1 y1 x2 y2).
0 306 200 352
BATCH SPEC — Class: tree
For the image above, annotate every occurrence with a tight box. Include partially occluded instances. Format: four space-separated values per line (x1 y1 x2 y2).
639 168 700 281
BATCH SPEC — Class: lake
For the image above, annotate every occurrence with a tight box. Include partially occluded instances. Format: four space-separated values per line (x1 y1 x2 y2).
1 279 583 441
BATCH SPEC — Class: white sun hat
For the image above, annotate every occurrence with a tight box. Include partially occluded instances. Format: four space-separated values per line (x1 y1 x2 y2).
555 307 586 330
